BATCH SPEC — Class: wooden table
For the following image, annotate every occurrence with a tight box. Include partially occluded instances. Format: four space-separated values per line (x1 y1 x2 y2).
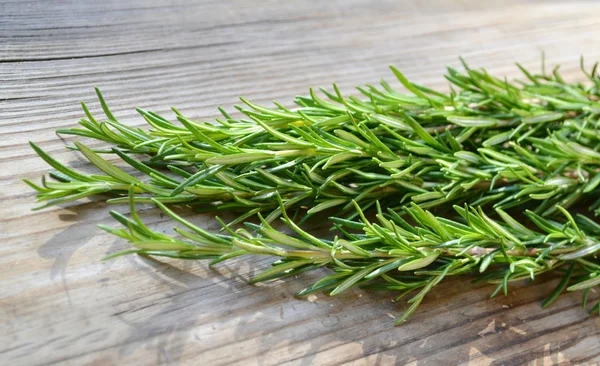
2 1 600 365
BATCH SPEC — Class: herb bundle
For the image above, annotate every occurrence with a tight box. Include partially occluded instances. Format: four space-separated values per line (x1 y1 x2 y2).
27 58 600 323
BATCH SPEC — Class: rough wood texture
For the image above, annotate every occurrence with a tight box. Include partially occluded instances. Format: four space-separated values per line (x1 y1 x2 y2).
2 1 600 365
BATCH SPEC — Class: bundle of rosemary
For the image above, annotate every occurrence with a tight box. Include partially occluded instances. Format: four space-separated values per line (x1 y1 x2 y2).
27 58 600 323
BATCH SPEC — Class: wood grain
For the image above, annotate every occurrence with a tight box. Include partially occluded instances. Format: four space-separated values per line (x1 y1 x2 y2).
2 1 600 365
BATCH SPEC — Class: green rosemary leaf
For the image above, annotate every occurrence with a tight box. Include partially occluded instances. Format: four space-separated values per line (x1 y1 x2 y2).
112 148 177 185
567 274 600 291
400 111 449 152
32 187 111 211
307 198 348 215
231 238 287 256
205 152 276 165
249 259 315 284
330 259 396 296
132 240 197 251
95 87 117 121
169 165 224 196
525 210 561 234
209 250 246 266
296 272 350 297
74 142 138 184
101 249 142 261
559 243 600 260
364 259 409 279
479 249 499 273
389 66 430 103
29 142 96 182
22 179 50 193
397 251 440 271
447 116 499 127
522 112 564 124
258 217 317 250
542 263 575 308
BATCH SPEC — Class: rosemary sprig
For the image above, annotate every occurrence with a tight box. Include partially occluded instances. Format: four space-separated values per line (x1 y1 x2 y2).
28 59 600 224
102 188 600 323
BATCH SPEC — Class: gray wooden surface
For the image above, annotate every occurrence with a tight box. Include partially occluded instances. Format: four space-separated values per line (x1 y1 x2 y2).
2 1 600 365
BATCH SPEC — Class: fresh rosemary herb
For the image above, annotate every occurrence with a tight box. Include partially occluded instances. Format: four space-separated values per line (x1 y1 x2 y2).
27 58 600 322
99 187 600 324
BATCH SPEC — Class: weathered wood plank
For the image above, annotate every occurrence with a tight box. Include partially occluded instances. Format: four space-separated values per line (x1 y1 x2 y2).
2 1 600 365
